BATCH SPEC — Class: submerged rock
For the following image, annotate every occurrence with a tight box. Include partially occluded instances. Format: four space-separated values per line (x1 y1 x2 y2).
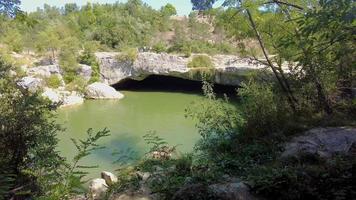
86 82 124 99
62 92 84 107
281 127 356 159
101 171 118 186
89 178 108 200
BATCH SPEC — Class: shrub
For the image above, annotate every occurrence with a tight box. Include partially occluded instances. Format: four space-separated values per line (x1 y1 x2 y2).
152 42 167 53
65 77 87 94
60 48 79 84
79 44 101 84
116 48 138 63
45 75 62 88
187 55 214 68
238 79 288 136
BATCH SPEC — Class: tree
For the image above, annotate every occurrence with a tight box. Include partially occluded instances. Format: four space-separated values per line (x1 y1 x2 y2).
64 3 78 15
0 0 20 17
191 0 217 11
0 58 62 198
161 3 177 16
36 26 61 63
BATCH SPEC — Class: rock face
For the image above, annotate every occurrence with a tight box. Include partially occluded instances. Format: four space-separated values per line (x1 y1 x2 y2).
101 171 118 186
281 127 356 159
17 76 43 92
86 82 124 99
89 178 108 200
96 52 267 86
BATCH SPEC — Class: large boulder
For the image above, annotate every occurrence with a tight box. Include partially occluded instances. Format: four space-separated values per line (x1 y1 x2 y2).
101 171 118 186
86 82 124 99
89 178 108 200
281 127 356 159
17 76 43 92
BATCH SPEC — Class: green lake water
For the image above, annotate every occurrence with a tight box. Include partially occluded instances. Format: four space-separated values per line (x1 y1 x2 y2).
56 91 203 178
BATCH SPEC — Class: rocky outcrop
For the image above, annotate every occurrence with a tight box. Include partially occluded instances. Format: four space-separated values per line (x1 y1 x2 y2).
96 52 267 86
89 178 108 200
86 82 124 99
281 127 356 159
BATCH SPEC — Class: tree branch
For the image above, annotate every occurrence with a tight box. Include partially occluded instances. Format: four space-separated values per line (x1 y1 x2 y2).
265 0 305 10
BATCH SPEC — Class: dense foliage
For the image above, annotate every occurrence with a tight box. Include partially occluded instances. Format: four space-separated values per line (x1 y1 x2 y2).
0 58 110 199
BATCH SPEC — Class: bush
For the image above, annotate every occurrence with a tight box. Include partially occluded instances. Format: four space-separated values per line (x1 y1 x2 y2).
116 48 138 63
238 79 288 136
45 75 62 88
65 77 87 94
79 44 101 84
152 42 167 53
188 55 214 68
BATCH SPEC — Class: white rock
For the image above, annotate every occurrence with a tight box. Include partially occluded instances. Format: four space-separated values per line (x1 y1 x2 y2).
89 178 108 200
17 76 43 92
42 88 61 103
136 171 151 182
101 171 118 186
86 82 124 99
61 94 84 107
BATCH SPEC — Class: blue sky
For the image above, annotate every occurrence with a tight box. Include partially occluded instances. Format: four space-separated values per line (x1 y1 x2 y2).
20 0 223 16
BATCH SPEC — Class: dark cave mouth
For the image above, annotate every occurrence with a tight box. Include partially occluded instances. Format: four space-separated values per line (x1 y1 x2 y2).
112 75 238 95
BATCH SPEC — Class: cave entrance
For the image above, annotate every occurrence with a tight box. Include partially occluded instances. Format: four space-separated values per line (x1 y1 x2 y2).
112 75 238 96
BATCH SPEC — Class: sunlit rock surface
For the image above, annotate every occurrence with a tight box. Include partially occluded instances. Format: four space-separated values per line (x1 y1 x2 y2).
96 52 267 86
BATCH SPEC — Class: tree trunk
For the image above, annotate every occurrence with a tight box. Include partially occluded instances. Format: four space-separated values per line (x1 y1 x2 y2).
246 9 298 111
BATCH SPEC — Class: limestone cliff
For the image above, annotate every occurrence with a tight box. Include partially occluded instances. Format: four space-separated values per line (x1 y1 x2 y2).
96 52 267 86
